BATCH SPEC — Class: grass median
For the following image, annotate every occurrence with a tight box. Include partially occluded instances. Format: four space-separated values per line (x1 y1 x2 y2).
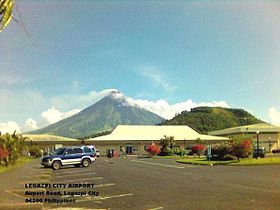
0 157 35 174
176 156 280 166
152 155 181 159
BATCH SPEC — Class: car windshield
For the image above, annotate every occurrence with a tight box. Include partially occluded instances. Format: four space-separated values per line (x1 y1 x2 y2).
88 146 95 152
51 148 66 155
254 149 265 152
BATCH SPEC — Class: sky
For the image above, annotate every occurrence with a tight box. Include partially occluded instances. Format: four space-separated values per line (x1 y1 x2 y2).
0 0 280 133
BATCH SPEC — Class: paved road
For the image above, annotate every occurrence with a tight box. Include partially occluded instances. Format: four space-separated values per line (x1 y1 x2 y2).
1 157 280 210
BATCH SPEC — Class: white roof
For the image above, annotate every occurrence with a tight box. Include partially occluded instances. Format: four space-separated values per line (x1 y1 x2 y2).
23 134 78 142
208 123 280 136
91 125 228 141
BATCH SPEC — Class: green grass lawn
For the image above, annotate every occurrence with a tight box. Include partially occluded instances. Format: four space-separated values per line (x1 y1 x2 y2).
176 156 280 166
0 157 35 174
152 155 182 159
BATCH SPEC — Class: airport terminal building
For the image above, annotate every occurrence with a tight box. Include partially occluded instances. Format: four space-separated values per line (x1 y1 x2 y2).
208 123 280 152
24 125 228 156
90 125 228 156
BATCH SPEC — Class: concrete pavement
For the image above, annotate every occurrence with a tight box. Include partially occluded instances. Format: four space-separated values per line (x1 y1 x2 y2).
0 156 280 210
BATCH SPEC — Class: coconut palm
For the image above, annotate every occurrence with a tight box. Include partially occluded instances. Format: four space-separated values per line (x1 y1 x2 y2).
160 135 176 155
0 0 14 32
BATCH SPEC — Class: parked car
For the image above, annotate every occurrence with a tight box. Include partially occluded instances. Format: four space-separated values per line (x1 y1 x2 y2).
87 145 99 157
41 146 96 170
253 147 266 158
272 149 280 154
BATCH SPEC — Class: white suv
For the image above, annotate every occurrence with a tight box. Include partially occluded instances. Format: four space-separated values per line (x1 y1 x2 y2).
41 146 96 170
88 145 100 157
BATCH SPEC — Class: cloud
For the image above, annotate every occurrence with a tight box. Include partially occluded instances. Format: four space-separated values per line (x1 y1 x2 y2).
268 107 280 126
0 87 230 131
137 66 177 92
41 107 81 124
109 91 230 119
50 89 118 111
24 118 38 130
133 99 230 119
0 121 21 134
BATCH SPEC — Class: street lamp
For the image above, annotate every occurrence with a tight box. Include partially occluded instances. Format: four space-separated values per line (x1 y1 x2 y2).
244 118 248 134
256 131 260 158
268 137 272 153
244 117 248 125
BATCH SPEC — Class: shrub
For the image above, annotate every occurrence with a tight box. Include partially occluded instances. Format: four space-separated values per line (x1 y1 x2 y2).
191 144 206 156
170 147 186 156
223 154 237 161
230 139 252 161
146 143 161 156
0 146 9 159
211 143 231 159
0 146 10 166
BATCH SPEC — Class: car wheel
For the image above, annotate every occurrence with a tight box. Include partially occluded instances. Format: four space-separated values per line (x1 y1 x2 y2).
52 161 61 170
82 159 90 167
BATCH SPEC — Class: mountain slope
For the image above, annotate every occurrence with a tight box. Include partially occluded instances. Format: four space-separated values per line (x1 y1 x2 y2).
29 92 165 138
161 107 264 134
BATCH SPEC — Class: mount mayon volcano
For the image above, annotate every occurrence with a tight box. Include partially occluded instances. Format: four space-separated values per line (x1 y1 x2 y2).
28 91 165 138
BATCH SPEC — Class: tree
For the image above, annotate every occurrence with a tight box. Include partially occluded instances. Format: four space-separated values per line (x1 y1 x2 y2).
0 0 14 32
160 135 175 155
230 139 252 161
0 132 27 166
195 138 204 144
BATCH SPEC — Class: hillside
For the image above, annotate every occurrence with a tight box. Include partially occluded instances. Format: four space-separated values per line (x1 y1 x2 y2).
28 91 164 138
161 107 264 134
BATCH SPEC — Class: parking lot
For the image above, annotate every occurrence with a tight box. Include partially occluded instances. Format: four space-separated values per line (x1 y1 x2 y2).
1 156 280 210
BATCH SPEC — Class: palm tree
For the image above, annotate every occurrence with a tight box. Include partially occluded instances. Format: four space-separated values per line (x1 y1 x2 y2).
0 131 27 165
0 0 14 32
160 135 176 155
12 131 27 155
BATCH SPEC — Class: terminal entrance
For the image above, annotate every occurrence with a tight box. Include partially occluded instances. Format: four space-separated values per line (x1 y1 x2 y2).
126 146 133 154
120 145 137 155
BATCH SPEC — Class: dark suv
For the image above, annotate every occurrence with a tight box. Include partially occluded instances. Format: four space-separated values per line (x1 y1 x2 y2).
253 147 266 158
41 146 96 170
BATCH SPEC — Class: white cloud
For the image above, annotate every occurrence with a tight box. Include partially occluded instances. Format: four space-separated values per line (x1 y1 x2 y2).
137 66 177 92
24 118 38 130
268 107 280 126
0 121 21 134
50 89 118 111
41 107 81 124
1 88 230 130
109 91 230 119
133 99 230 119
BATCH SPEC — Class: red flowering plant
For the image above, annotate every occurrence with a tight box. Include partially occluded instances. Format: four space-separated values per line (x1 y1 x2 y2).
191 144 206 156
230 139 252 161
0 146 10 166
146 143 161 156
